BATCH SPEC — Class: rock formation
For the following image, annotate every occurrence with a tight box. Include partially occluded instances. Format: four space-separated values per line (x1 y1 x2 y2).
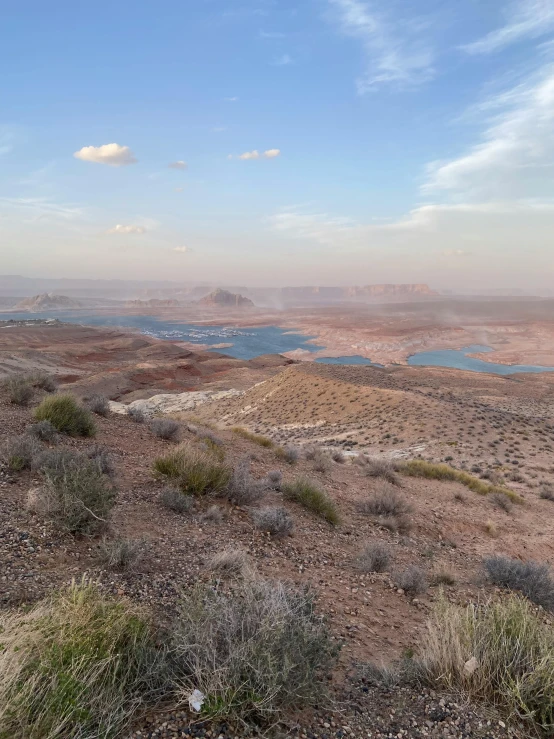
14 293 82 311
198 288 255 308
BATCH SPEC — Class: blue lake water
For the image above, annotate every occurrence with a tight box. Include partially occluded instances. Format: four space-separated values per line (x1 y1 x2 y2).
315 355 377 366
3 312 325 360
408 344 554 375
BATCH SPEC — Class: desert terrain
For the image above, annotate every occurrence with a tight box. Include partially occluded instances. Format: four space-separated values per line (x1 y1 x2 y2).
1 319 554 737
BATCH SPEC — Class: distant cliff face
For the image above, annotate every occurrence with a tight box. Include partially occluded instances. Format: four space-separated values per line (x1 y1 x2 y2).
199 288 255 308
280 284 437 301
14 293 82 311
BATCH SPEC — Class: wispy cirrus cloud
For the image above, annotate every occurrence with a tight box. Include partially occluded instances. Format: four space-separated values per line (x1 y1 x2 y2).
0 127 15 156
423 63 554 200
327 0 435 92
271 53 293 66
0 196 84 220
74 143 137 166
462 0 554 55
168 160 187 170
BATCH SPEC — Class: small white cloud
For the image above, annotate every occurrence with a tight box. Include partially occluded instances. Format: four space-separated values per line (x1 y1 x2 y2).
74 143 137 166
173 246 190 253
224 96 239 102
236 149 281 160
238 150 261 160
174 186 185 192
106 224 146 235
168 160 187 170
211 126 227 132
272 54 293 66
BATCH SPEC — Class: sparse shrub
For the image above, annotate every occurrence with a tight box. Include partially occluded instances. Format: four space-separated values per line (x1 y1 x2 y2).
276 444 300 464
31 370 57 392
359 486 413 517
357 543 392 573
1 434 42 471
150 418 180 441
127 405 145 423
99 537 146 570
331 449 346 463
0 581 172 738
3 374 34 406
420 594 554 733
304 446 317 461
232 427 273 447
394 565 428 595
30 456 116 534
539 483 554 502
34 447 82 474
26 419 58 442
172 580 337 722
377 513 412 534
266 469 283 489
159 486 194 513
283 476 340 525
400 459 522 502
484 520 498 537
227 456 270 505
86 444 115 476
207 547 251 577
365 457 400 485
253 506 294 537
201 505 224 524
34 394 96 437
312 449 332 473
84 393 110 417
490 492 513 513
153 444 231 497
484 555 554 611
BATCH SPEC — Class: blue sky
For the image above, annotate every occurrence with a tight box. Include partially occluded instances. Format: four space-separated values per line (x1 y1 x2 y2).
1 0 554 289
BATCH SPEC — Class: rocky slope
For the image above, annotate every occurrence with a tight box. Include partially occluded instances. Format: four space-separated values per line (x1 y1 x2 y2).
198 288 254 308
14 293 82 311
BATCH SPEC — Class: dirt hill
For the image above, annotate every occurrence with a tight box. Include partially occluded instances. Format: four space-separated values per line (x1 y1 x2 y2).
14 292 82 311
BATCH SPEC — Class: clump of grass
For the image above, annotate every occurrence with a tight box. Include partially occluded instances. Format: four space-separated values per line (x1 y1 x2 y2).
150 418 180 441
490 492 513 513
29 455 116 535
431 569 457 586
539 483 554 502
84 393 110 417
484 555 554 611
34 394 96 437
266 469 283 489
0 580 171 738
159 486 194 513
331 449 346 463
201 505 224 524
419 594 554 733
153 444 231 497
399 460 522 502
394 565 428 595
1 434 42 471
34 447 82 475
283 476 340 525
207 548 252 577
365 457 400 485
232 427 273 447
357 543 392 573
26 419 58 442
172 580 337 723
99 537 147 571
275 444 300 464
484 520 498 537
253 506 294 537
127 405 145 423
227 456 270 505
3 374 34 406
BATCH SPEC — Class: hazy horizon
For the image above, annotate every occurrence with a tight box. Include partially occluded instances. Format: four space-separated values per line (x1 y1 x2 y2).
2 1 554 289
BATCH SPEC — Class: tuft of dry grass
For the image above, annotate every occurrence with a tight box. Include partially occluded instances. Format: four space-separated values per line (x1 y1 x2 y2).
283 476 340 525
153 444 231 497
420 594 554 733
357 543 392 573
359 485 412 518
394 565 428 595
365 457 400 485
484 555 554 612
150 418 180 441
232 427 273 447
1 434 42 471
99 537 147 571
0 580 172 738
159 486 194 513
206 548 252 577
84 394 110 417
252 506 294 537
400 460 522 502
275 444 300 464
3 374 34 406
227 456 270 505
